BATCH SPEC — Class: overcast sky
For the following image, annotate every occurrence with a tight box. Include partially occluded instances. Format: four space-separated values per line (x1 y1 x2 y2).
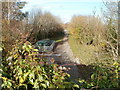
21 0 116 23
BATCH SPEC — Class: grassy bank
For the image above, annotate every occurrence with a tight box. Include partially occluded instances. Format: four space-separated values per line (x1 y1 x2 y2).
68 35 100 65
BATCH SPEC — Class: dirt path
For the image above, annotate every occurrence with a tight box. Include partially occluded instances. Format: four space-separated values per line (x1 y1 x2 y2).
53 37 81 80
45 36 93 80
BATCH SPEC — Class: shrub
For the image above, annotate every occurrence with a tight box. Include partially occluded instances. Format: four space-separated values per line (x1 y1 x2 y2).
78 62 120 89
1 40 119 89
27 11 64 43
2 1 28 53
91 62 120 88
68 15 105 45
1 40 78 89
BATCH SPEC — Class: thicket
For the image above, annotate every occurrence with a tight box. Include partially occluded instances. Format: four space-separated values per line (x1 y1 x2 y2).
68 15 105 46
26 11 64 43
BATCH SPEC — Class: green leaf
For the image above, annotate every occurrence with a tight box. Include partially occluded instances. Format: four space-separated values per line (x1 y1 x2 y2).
26 47 30 52
66 73 70 77
0 47 3 51
45 80 49 87
102 76 107 80
41 83 47 88
28 45 32 49
73 84 79 88
19 76 24 83
18 68 22 75
19 84 27 88
29 71 35 79
23 72 29 80
79 80 85 83
33 80 39 88
33 49 39 52
7 80 12 87
15 76 19 81
38 75 43 82
29 79 34 85
91 74 95 80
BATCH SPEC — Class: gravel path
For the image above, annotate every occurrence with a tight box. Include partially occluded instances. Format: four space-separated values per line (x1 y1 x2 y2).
53 37 81 80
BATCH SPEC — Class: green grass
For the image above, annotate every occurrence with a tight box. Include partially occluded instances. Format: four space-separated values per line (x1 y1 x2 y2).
68 35 99 65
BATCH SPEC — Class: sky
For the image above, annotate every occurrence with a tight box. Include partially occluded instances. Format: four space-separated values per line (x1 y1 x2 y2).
21 0 116 23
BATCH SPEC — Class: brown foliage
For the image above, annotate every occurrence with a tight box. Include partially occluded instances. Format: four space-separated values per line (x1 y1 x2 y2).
26 11 64 43
2 9 64 53
68 15 105 45
2 19 27 54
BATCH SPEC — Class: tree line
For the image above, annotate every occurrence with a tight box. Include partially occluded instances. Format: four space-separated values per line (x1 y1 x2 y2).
2 1 64 55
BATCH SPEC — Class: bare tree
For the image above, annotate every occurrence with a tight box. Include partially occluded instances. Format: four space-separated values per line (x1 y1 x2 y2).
27 10 64 43
2 1 27 53
102 1 118 60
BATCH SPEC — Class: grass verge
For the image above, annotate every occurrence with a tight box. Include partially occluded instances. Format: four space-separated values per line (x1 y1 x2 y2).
68 35 99 65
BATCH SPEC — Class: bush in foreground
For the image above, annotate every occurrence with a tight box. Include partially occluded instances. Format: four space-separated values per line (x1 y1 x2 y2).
1 40 120 89
1 40 77 89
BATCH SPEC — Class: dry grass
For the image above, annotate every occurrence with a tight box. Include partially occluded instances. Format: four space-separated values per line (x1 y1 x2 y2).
68 35 115 66
68 35 100 65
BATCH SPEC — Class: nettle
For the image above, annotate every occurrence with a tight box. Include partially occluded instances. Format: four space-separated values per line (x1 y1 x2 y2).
1 40 77 89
